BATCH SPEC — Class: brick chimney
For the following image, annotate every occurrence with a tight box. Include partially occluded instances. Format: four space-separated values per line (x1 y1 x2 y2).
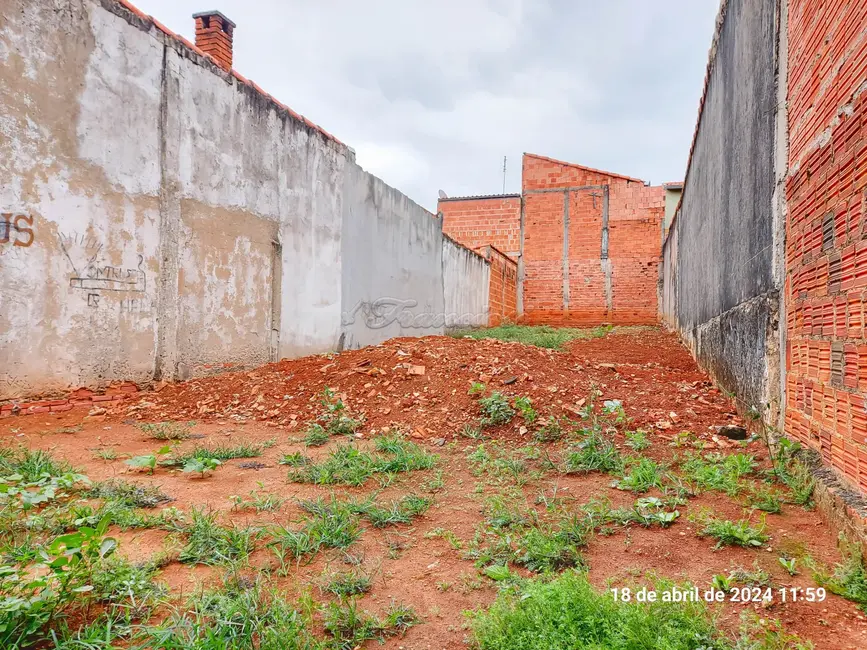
193 10 236 71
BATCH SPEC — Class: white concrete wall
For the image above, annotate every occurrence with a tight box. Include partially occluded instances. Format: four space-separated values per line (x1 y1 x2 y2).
0 0 488 399
340 162 446 350
443 236 489 330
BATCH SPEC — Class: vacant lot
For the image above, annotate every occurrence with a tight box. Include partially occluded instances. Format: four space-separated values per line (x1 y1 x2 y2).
2 327 866 649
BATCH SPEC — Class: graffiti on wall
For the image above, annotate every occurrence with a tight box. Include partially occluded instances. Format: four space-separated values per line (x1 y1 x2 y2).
0 213 35 248
59 232 148 310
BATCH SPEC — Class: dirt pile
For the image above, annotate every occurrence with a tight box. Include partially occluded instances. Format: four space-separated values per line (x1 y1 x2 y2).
118 330 741 442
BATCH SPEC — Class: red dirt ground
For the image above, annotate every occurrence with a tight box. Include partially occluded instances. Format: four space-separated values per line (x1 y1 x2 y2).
3 328 866 649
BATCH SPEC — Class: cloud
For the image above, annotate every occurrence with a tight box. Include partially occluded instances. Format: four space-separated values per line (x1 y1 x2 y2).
127 0 719 209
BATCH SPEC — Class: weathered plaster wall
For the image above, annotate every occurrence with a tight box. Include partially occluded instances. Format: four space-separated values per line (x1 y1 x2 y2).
442 236 490 331
665 0 785 416
340 163 446 350
0 0 163 398
0 0 458 398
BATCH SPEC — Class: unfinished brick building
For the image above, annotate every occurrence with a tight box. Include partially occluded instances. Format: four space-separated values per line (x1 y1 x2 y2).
439 154 666 326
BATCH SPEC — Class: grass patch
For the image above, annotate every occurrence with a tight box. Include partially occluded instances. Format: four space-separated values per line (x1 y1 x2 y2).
136 421 195 440
135 577 320 649
614 457 665 493
176 508 259 566
452 323 612 349
0 447 73 482
356 494 432 528
470 570 723 650
679 451 756 495
289 436 437 487
164 441 270 467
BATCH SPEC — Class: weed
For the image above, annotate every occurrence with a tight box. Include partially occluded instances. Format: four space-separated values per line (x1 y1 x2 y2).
303 423 331 447
479 393 515 427
124 446 174 475
534 417 566 443
564 430 623 474
279 451 311 467
425 527 463 550
182 456 222 477
614 457 664 493
323 571 372 597
748 485 783 514
358 494 432 528
514 526 584 573
601 399 627 425
778 557 798 576
136 421 195 441
289 444 376 486
483 564 514 581
469 382 487 396
811 539 867 611
460 423 486 440
699 516 768 550
322 598 379 647
373 435 438 473
230 484 286 512
422 469 446 492
513 396 537 424
319 387 364 436
300 499 363 550
624 430 651 451
0 447 73 482
779 458 815 507
736 613 814 650
87 479 173 508
729 563 773 588
92 448 118 461
380 601 420 634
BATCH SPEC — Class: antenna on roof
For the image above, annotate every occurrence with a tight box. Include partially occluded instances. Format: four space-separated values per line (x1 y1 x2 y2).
438 190 448 200
502 156 507 194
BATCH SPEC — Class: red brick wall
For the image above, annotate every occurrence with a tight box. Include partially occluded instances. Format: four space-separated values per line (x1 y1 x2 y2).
521 154 664 325
785 0 867 490
482 245 518 326
439 196 521 259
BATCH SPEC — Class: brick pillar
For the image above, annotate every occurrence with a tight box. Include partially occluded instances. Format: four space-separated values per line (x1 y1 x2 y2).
193 11 236 71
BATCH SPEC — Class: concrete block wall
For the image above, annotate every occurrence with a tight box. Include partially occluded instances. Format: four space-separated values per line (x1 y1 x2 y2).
521 154 665 326
480 245 518 326
784 0 867 490
439 195 521 259
0 0 495 400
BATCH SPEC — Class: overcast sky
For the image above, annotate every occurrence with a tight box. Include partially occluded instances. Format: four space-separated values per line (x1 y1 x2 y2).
131 0 719 211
